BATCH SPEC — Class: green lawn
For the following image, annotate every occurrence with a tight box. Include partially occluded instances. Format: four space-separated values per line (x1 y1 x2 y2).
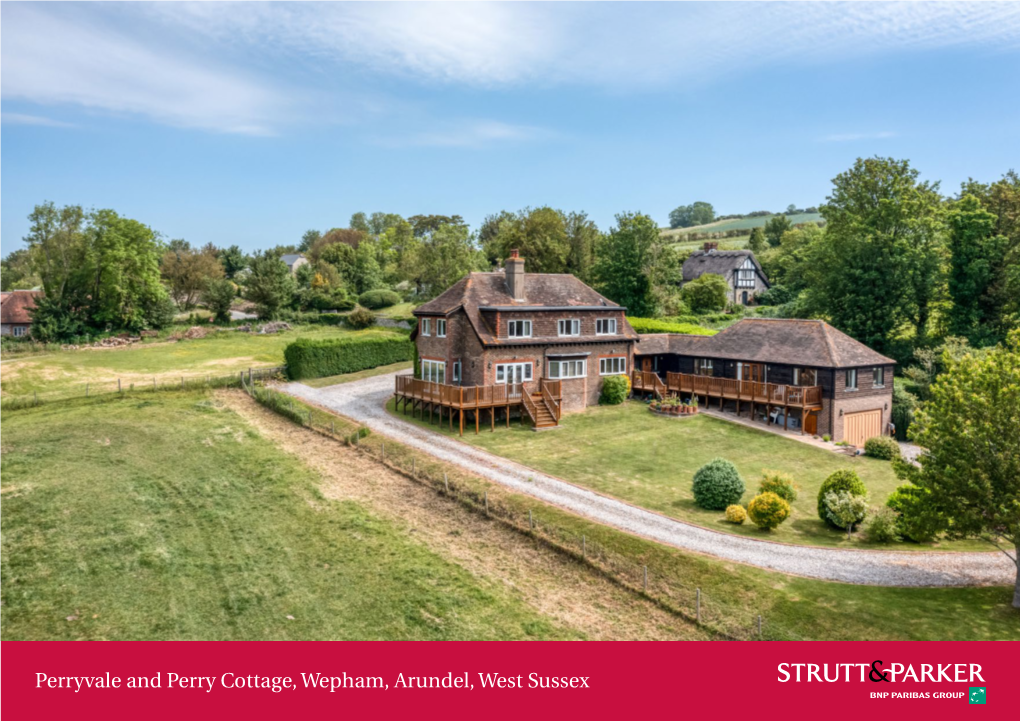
0 392 575 640
389 399 986 551
0 325 401 400
376 302 415 319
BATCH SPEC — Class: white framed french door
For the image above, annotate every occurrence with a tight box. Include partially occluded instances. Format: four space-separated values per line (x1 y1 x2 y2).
495 362 532 385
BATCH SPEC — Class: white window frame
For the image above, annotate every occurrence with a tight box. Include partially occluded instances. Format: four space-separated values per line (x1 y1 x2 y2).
558 319 580 337
872 367 885 388
736 257 756 288
421 359 446 384
495 362 533 384
845 369 858 391
596 318 617 336
507 319 532 338
420 318 431 337
452 360 461 383
599 357 627 376
695 358 713 376
13 326 27 337
436 318 447 338
548 358 586 379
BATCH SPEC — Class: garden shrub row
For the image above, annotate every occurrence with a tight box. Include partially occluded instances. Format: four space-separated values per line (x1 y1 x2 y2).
625 317 717 336
284 335 414 380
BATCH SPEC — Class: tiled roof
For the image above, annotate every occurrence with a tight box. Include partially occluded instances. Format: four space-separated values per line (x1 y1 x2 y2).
413 271 638 346
681 249 768 285
0 290 42 325
634 318 894 369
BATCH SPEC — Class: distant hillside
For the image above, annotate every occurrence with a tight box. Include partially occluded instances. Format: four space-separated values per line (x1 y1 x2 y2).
661 212 823 239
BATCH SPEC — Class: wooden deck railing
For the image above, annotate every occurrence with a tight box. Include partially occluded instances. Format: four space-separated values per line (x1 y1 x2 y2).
631 370 666 399
539 379 561 421
652 371 822 407
521 387 541 426
394 375 561 409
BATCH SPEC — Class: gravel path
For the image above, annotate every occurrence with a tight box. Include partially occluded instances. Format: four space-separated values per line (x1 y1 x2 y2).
278 372 1015 588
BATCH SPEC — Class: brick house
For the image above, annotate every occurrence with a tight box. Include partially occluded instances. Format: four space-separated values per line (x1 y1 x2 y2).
681 243 770 305
633 318 895 445
409 251 638 418
0 290 42 337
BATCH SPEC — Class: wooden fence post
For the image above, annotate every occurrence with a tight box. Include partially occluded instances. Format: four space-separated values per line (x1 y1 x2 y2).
643 566 648 592
758 615 762 637
444 473 449 494
529 509 534 531
582 535 586 558
696 588 701 624
484 492 488 514
86 383 89 397
118 378 122 392
412 458 416 475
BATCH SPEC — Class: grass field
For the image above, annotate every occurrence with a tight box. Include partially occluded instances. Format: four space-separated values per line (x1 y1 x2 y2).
388 399 986 551
376 302 415 319
0 392 576 641
661 212 823 238
0 325 400 400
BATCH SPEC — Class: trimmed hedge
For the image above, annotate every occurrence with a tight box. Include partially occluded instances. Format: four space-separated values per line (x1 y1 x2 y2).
600 375 631 405
358 289 401 309
284 335 414 380
864 435 900 460
626 317 717 336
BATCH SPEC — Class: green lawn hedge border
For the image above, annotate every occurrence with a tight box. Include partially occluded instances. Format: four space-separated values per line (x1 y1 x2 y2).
284 335 414 380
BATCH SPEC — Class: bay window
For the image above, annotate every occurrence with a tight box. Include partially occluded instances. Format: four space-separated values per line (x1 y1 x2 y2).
599 357 627 376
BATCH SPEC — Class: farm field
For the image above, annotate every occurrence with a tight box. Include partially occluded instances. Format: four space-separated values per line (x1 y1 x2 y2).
0 391 578 641
388 399 987 551
0 325 401 400
661 212 823 238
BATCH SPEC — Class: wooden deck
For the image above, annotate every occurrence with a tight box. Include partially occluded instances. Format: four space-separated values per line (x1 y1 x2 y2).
632 370 823 433
394 375 562 435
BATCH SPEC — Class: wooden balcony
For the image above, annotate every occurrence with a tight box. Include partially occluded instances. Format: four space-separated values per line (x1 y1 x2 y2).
394 375 562 435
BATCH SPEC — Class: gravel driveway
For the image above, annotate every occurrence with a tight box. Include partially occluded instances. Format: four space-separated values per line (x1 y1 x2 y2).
278 371 1015 588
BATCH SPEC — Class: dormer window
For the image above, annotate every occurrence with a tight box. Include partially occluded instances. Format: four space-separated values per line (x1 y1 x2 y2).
596 318 617 335
736 257 756 288
508 320 532 338
558 319 580 337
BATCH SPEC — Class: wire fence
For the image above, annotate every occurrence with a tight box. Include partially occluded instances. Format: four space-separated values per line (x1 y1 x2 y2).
1 366 287 411
244 380 800 641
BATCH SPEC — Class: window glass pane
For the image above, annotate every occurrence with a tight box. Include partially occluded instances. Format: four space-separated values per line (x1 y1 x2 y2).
496 366 505 383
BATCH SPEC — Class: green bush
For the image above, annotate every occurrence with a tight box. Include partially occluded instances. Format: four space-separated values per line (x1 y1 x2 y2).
759 470 798 502
817 469 867 526
345 307 377 330
692 458 746 510
864 435 900 460
891 385 917 441
885 483 937 543
599 375 631 405
747 492 791 530
284 335 414 380
358 289 401 309
863 506 899 543
724 505 746 524
823 491 868 535
681 273 729 313
625 317 716 336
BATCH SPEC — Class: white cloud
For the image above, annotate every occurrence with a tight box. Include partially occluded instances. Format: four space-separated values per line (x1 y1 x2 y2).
820 131 897 143
374 119 552 148
1 113 75 128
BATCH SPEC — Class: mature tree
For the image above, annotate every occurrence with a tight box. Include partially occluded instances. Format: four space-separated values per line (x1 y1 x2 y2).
478 210 516 266
1 249 40 290
759 223 825 293
408 214 464 238
22 201 86 302
763 215 793 247
647 241 688 316
244 252 296 319
202 278 235 323
298 229 322 252
319 242 358 290
593 212 657 316
218 244 249 279
565 211 599 283
946 195 1009 344
682 273 729 312
747 227 767 254
308 228 366 260
353 239 385 294
894 331 1020 607
161 241 224 310
669 202 715 229
349 212 370 233
407 223 481 298
368 212 403 237
484 207 570 274
813 157 947 354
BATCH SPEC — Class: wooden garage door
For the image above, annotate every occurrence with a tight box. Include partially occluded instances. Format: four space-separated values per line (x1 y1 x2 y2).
844 409 882 447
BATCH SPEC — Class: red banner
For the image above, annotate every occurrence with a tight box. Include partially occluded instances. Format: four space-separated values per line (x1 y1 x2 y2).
2 641 1015 719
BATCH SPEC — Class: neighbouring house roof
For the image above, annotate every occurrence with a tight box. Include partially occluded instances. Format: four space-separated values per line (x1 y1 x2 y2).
681 249 769 286
0 290 42 325
413 271 638 346
634 318 895 368
281 254 305 266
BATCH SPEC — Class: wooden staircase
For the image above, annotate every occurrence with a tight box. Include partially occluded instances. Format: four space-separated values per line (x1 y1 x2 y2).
522 383 560 430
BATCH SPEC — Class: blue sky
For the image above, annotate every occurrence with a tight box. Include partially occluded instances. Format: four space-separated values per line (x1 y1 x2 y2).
3 1 1019 256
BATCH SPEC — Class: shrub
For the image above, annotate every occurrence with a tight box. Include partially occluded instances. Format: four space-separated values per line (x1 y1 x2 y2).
682 273 729 312
747 492 791 530
823 491 868 537
759 470 798 502
600 375 631 405
692 458 746 510
756 284 796 306
864 435 900 460
724 505 746 525
284 335 414 380
358 289 401 309
885 483 938 543
817 469 866 525
891 384 917 441
625 317 716 336
863 506 899 544
345 307 377 330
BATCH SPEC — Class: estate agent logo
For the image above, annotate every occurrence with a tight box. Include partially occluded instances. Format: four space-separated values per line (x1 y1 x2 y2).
969 687 986 704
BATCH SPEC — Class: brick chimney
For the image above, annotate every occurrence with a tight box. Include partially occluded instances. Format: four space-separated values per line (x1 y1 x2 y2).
505 249 525 301
703 241 718 252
